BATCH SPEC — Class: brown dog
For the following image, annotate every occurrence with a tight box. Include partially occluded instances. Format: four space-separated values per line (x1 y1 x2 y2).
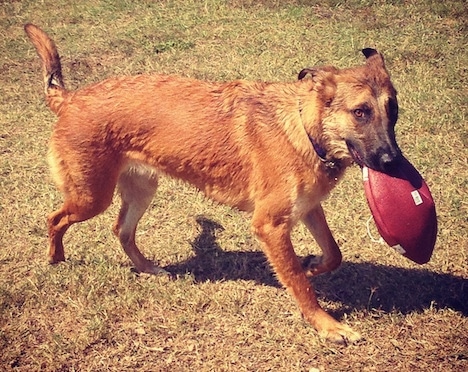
25 24 401 344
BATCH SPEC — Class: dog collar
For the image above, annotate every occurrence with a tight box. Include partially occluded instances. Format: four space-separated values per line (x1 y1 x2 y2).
307 134 340 171
298 100 340 171
308 134 327 160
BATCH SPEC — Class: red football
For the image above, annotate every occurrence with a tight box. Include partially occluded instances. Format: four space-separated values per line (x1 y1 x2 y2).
362 157 437 264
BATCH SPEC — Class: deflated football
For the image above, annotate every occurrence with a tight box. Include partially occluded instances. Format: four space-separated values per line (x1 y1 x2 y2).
362 157 437 264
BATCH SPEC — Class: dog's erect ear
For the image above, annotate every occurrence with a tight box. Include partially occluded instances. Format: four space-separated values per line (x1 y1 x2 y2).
362 48 386 68
362 48 378 59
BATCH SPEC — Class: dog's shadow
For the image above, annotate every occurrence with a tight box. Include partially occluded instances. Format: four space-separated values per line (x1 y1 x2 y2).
164 216 468 316
165 216 278 286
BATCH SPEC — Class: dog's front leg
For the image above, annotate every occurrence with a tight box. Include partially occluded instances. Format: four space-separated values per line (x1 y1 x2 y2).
301 204 343 277
252 209 360 344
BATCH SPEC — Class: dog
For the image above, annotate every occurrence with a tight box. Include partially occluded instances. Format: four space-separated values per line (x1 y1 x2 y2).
24 23 401 344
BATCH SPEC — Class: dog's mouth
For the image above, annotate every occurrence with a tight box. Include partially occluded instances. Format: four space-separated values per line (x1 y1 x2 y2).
346 141 364 167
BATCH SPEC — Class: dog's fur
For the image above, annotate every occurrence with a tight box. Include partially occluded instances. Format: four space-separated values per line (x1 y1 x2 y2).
25 23 402 344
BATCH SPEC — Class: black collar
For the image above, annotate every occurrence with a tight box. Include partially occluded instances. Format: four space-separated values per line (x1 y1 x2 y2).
308 134 327 161
298 100 341 171
307 134 341 171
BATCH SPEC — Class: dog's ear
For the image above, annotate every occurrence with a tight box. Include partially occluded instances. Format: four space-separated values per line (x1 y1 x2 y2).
298 68 316 81
298 65 338 81
299 66 337 106
362 48 386 68
362 48 379 59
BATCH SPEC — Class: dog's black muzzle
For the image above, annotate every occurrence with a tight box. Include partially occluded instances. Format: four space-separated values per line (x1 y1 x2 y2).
347 140 402 173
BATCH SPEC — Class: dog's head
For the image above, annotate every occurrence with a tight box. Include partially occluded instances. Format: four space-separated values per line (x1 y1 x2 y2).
299 49 402 173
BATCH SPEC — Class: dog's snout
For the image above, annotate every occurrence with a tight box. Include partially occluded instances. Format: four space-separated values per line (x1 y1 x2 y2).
378 148 402 172
380 152 395 166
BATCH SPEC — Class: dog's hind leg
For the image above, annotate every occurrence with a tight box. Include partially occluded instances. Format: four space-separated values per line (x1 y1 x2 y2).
47 206 75 263
113 165 167 275
47 181 117 264
301 205 343 277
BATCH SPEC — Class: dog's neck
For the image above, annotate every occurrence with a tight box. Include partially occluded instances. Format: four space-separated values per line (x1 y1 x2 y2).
307 134 339 169
297 100 343 176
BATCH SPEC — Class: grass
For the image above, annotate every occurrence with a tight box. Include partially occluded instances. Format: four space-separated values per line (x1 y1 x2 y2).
1 0 467 370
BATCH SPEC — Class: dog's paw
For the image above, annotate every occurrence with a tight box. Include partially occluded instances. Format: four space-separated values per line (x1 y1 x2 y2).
308 308 361 345
301 254 342 277
48 254 66 265
132 265 171 277
147 267 171 276
318 323 362 345
301 255 322 276
301 255 332 277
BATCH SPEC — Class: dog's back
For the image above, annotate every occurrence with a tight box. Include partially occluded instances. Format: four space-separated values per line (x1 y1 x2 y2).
25 24 325 209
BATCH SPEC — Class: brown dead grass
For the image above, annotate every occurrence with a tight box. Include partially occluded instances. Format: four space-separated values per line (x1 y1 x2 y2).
1 0 467 371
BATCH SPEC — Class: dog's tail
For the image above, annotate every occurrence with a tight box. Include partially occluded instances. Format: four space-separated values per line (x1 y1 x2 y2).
24 23 67 114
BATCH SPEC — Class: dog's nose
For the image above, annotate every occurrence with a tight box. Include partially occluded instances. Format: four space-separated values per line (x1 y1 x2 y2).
379 150 401 172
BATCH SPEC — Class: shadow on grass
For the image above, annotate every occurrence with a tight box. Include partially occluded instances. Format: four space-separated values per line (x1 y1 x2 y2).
164 216 278 287
164 216 468 317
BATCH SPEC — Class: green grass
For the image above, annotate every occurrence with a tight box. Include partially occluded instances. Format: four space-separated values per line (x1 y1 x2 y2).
1 0 467 370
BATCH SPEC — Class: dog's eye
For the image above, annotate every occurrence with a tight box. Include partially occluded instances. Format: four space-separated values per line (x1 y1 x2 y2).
354 109 365 118
352 105 372 122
